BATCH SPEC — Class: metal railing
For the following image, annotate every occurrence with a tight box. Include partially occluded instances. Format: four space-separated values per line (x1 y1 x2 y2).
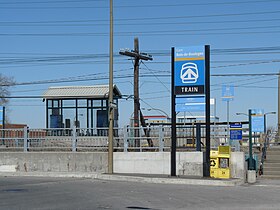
0 124 246 152
260 131 279 175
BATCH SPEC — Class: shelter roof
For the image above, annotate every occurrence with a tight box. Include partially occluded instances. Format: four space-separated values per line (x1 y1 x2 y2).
42 84 121 99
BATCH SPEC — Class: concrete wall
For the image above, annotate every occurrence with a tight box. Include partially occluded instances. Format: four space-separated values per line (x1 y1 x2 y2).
0 151 245 180
0 152 108 173
230 152 246 179
114 152 203 176
114 152 245 179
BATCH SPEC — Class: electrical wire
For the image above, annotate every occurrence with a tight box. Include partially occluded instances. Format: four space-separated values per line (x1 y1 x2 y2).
1 24 280 37
1 18 279 27
2 46 280 58
141 62 170 93
1 0 279 9
0 0 102 4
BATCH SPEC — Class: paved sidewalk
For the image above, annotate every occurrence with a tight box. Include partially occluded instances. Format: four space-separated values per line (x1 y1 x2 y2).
0 172 245 187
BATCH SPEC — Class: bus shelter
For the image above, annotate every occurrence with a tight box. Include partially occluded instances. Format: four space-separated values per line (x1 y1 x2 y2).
42 85 122 133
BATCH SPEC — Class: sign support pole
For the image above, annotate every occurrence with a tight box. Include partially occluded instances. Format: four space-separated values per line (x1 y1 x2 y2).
204 45 210 177
171 47 176 176
227 100 230 145
3 106 5 129
248 109 253 170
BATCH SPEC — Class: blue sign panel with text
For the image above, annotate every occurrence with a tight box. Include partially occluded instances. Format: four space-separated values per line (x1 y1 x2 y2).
222 85 234 101
175 96 205 112
251 109 264 133
230 123 242 140
174 46 205 95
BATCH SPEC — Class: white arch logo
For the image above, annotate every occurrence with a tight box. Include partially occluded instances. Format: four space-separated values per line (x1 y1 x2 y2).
180 62 199 83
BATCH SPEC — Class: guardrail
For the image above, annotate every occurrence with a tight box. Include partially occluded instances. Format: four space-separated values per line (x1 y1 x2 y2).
0 124 245 152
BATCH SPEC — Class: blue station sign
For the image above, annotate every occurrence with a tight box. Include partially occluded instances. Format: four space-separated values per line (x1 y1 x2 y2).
230 123 242 140
174 46 205 95
222 85 234 101
251 109 264 133
175 96 205 112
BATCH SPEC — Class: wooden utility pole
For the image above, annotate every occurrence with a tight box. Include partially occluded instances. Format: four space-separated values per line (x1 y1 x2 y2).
108 0 114 174
134 38 140 141
119 38 153 148
277 72 280 141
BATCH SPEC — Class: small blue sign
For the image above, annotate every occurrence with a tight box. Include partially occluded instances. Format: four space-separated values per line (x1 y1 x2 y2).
0 106 3 126
174 46 205 95
230 123 242 129
175 96 205 112
230 130 242 140
230 123 242 140
222 85 234 101
251 109 264 133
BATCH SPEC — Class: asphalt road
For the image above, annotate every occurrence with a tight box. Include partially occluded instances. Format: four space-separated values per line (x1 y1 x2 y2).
0 176 279 210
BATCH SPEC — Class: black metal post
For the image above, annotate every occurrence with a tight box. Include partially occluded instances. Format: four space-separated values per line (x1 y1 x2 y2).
248 109 254 170
3 106 5 130
196 123 201 151
2 106 5 145
171 47 176 176
46 99 49 128
204 45 211 177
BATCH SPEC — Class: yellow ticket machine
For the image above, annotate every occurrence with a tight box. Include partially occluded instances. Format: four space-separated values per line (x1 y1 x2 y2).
210 146 231 179
210 150 219 178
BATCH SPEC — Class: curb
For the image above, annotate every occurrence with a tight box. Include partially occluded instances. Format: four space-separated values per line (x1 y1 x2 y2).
0 172 245 187
96 174 245 187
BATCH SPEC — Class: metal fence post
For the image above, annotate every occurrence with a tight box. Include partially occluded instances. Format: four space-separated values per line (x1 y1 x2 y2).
23 126 28 152
196 123 201 151
123 126 128 152
159 125 164 152
139 127 142 152
72 126 77 152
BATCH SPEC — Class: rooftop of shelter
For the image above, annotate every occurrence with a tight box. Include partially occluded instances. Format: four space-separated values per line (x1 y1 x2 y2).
42 84 122 99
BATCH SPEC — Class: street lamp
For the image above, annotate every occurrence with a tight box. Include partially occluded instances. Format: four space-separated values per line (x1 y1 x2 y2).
142 108 170 120
236 110 254 170
142 108 169 117
264 111 276 134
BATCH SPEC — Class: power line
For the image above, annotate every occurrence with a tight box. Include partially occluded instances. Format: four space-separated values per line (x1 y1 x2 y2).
0 0 102 4
98 10 280 22
212 60 280 68
1 10 280 23
0 29 280 37
212 73 279 76
0 74 169 87
0 0 278 9
141 62 170 93
4 76 278 100
2 47 280 70
2 73 277 88
2 17 279 26
2 46 280 57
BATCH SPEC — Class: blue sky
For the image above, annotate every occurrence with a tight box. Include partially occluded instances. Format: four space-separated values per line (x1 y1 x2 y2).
1 0 280 128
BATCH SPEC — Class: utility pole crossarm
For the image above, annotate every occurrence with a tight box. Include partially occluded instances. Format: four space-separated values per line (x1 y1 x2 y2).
119 50 153 61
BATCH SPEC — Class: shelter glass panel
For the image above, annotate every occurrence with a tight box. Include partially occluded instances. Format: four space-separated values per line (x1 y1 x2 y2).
53 100 60 108
63 108 75 128
78 99 87 108
92 100 102 108
76 108 87 128
63 100 76 108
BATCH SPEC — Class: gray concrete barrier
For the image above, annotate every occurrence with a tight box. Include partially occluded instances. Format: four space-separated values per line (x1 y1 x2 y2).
0 152 108 173
0 151 245 180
